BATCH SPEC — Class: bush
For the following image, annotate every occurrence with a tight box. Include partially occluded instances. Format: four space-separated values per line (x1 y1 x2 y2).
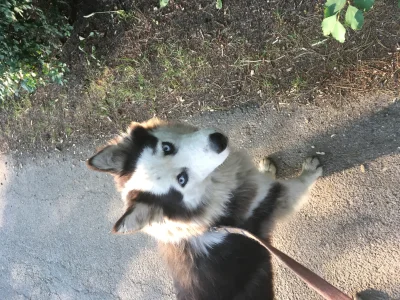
0 0 72 102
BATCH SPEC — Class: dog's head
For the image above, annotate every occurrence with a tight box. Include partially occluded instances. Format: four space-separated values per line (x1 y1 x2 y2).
87 119 229 239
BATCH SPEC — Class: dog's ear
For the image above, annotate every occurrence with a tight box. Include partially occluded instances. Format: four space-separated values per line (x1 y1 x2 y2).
87 144 128 174
87 123 156 174
112 203 152 234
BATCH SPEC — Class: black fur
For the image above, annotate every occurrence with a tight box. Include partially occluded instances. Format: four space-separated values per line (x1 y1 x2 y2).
121 189 205 221
209 132 228 154
121 125 158 176
166 235 274 300
165 183 285 300
136 189 205 220
242 182 284 236
88 125 158 175
212 180 257 227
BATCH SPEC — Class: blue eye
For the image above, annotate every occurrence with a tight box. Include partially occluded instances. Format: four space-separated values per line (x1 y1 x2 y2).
177 171 188 187
162 142 175 155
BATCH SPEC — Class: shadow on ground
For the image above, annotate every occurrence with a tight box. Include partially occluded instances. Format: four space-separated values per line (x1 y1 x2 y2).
357 289 391 300
270 101 400 177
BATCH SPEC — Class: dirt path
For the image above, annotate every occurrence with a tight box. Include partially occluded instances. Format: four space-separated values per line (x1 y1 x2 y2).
1 95 399 299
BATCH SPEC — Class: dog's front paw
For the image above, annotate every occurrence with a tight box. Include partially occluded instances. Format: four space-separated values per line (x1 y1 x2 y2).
259 157 276 178
302 157 323 178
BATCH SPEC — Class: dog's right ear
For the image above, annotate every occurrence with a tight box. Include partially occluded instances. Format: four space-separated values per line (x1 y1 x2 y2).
87 144 127 174
112 203 152 234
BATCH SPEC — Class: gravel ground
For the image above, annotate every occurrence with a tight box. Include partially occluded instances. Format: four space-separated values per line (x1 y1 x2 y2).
1 95 399 299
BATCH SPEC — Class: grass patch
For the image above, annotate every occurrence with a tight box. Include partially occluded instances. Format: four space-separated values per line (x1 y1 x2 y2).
0 0 399 153
85 42 213 122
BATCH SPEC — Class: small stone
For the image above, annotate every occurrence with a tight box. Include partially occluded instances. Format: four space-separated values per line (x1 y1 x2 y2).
360 165 365 173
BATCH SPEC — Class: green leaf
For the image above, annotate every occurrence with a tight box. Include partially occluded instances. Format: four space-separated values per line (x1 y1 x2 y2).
324 0 346 17
332 21 346 43
345 5 364 30
216 0 223 9
353 0 374 12
322 14 346 43
160 0 169 8
398 0 400 8
322 14 338 36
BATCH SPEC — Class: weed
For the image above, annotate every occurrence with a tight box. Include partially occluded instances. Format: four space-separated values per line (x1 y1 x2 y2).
291 76 307 92
78 32 102 67
273 9 285 27
160 0 223 9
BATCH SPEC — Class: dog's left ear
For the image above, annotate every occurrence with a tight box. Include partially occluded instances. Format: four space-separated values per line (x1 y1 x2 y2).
112 203 152 234
87 144 128 174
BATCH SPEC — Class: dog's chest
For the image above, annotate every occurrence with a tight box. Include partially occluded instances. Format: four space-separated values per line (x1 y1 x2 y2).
142 220 209 243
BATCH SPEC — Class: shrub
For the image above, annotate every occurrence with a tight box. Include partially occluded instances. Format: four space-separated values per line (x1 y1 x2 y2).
0 0 72 102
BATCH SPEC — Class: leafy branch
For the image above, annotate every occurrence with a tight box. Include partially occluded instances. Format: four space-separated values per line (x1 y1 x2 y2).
321 0 375 43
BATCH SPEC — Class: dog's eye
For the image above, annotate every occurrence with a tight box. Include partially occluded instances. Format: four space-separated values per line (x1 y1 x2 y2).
162 142 175 155
177 171 188 187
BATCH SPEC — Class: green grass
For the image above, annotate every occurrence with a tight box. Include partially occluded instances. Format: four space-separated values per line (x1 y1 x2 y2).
86 43 212 117
291 76 308 92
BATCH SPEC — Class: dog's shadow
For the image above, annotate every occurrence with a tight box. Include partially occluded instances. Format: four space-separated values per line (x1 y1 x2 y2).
357 289 391 300
267 101 400 177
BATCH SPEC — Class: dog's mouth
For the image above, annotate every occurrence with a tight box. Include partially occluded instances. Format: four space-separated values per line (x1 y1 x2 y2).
209 132 228 154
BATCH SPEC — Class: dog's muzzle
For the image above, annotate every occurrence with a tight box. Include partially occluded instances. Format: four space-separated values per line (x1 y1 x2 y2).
209 132 228 154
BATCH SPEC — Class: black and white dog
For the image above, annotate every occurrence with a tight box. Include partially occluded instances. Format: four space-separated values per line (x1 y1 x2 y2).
87 118 323 299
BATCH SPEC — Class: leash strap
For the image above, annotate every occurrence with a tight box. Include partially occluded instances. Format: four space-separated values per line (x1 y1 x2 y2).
211 226 352 300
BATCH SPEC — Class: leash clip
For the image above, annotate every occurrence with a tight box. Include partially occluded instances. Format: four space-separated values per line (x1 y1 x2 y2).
209 226 219 233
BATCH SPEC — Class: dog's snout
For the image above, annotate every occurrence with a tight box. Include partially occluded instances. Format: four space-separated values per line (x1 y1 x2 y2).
209 132 228 154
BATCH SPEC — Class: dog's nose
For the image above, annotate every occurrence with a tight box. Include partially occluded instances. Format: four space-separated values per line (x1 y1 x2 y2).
209 132 228 154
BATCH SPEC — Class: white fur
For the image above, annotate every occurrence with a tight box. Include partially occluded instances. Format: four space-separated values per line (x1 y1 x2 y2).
244 175 273 219
143 220 207 243
121 128 229 210
189 232 227 255
112 122 323 250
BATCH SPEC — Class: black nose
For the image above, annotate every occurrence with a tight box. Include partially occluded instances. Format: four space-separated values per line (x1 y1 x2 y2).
209 132 228 154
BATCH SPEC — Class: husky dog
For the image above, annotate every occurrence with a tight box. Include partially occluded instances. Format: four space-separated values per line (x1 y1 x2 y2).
87 118 323 300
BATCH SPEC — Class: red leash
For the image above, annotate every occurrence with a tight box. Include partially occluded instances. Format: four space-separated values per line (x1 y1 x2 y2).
211 227 352 300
